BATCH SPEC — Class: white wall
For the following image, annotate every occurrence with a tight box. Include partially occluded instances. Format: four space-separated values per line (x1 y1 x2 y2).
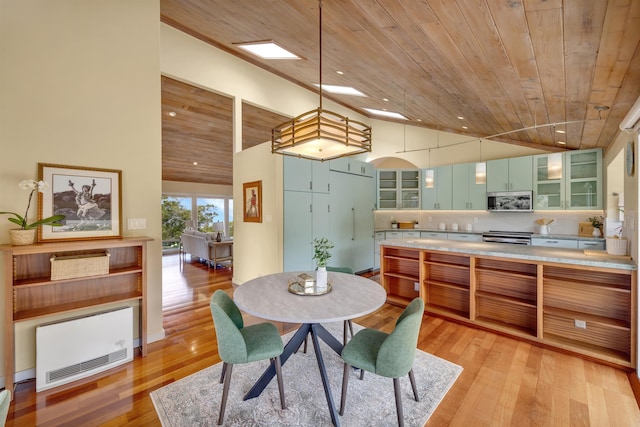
0 1 162 384
232 143 283 284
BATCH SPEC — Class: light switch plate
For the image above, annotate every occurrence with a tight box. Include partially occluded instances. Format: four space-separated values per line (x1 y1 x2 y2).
574 319 587 329
127 218 147 230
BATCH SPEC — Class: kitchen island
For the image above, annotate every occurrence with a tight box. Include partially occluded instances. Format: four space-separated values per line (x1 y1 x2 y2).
379 238 636 368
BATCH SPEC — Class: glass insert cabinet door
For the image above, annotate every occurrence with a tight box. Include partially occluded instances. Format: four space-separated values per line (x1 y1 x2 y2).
377 170 398 209
400 170 420 208
534 155 563 210
533 149 602 210
566 149 602 209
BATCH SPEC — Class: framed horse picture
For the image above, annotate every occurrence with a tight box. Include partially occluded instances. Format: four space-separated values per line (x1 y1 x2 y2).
37 163 122 242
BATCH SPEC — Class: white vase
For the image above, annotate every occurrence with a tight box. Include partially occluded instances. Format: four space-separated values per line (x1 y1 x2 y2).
592 228 601 237
316 266 327 291
9 229 36 246
539 225 550 235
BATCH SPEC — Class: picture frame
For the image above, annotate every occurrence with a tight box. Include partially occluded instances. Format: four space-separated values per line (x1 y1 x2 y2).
243 180 262 223
38 163 122 242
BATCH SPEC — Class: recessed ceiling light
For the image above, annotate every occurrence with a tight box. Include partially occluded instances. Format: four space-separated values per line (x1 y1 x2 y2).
416 118 422 122
313 84 366 96
556 129 566 134
557 141 566 145
382 98 389 102
235 41 299 59
457 116 464 120
336 70 344 75
462 126 468 129
364 108 408 120
193 162 198 165
168 111 176 117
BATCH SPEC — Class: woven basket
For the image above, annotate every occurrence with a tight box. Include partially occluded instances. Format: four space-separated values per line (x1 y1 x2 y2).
50 252 110 280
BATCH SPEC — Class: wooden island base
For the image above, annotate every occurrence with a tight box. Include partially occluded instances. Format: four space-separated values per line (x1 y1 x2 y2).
380 243 636 369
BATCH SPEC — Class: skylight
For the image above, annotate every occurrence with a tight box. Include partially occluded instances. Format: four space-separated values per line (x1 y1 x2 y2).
363 108 408 120
235 41 299 59
313 84 366 96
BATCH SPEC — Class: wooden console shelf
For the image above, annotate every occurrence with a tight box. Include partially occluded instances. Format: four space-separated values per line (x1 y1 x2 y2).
380 243 636 368
2 236 152 388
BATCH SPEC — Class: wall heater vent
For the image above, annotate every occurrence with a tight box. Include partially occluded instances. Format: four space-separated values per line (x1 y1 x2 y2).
36 306 133 392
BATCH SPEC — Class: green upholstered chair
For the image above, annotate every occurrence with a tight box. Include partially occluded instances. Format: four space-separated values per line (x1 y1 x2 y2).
210 290 286 425
339 297 424 427
0 389 10 427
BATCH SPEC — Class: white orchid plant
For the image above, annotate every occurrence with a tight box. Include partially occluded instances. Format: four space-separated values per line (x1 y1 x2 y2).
1 180 65 230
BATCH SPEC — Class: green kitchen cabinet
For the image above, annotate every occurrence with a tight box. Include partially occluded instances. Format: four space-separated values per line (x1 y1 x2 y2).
486 155 533 192
452 163 486 210
421 166 452 210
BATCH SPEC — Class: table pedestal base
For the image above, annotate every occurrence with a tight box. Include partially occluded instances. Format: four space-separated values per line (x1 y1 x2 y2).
243 323 344 426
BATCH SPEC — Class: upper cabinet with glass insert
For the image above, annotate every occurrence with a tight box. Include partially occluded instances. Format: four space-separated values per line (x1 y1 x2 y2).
533 148 602 210
377 169 421 209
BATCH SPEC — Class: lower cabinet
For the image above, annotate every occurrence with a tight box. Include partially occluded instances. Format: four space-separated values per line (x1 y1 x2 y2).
380 245 636 368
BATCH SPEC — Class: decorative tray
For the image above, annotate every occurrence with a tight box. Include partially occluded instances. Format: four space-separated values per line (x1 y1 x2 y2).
288 276 332 296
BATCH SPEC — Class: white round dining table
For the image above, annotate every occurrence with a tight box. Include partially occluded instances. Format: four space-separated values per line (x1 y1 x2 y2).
233 271 387 427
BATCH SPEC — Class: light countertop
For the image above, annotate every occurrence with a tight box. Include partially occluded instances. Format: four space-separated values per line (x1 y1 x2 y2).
377 228 605 242
381 238 635 270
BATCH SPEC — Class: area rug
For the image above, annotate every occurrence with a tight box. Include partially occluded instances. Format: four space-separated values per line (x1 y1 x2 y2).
151 322 462 427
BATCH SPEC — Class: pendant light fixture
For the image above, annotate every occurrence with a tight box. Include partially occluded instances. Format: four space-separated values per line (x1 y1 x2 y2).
475 139 486 184
271 0 372 161
425 98 441 188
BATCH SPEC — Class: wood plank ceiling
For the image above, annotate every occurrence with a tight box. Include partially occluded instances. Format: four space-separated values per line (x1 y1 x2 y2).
161 0 640 185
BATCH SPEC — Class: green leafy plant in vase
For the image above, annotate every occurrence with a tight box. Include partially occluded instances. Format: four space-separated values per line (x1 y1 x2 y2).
588 215 604 237
313 237 334 291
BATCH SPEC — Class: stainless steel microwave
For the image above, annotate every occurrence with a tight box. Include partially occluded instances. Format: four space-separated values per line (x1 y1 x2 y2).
487 191 533 212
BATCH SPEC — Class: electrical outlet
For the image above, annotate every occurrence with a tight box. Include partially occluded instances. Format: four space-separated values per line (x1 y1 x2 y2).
574 319 587 329
414 282 420 292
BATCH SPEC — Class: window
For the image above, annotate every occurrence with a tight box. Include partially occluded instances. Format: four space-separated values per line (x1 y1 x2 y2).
161 194 233 252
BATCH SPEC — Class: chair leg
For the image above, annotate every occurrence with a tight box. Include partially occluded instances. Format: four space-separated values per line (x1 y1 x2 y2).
219 362 228 384
342 320 355 345
274 356 286 410
218 363 234 425
408 369 419 401
393 377 404 427
359 368 365 380
339 363 350 416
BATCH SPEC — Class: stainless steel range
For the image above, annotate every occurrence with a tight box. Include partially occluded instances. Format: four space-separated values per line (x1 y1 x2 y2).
482 231 533 245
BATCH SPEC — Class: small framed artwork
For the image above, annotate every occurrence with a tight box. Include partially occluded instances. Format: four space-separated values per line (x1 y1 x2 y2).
243 180 262 223
38 163 122 242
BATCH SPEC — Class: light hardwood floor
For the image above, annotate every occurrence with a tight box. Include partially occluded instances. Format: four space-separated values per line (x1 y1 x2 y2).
4 254 640 426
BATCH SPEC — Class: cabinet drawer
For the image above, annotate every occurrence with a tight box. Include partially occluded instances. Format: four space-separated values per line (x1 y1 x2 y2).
578 240 605 250
447 233 482 242
531 238 578 248
543 312 630 356
420 231 448 239
385 231 402 239
374 232 385 240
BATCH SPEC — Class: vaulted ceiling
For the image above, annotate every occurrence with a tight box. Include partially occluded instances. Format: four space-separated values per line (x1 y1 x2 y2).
160 0 640 184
